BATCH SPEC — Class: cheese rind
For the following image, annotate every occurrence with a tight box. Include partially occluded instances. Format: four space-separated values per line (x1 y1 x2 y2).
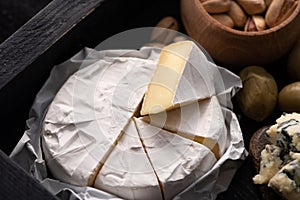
140 40 225 116
94 119 163 200
134 118 216 199
141 96 227 158
42 55 156 187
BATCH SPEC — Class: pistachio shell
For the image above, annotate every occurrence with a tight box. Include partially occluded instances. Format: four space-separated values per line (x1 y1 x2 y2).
228 1 247 27
202 0 231 13
265 0 298 27
236 0 266 15
150 16 179 44
144 42 165 48
173 36 188 43
211 14 234 28
265 0 273 7
244 15 266 31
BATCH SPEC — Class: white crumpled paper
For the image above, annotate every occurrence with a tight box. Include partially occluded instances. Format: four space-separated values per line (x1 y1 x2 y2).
10 44 248 200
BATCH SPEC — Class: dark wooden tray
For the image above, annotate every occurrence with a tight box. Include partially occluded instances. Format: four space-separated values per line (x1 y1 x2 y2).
0 0 294 199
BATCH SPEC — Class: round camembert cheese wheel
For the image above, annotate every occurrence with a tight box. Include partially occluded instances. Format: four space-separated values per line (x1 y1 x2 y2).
42 41 232 199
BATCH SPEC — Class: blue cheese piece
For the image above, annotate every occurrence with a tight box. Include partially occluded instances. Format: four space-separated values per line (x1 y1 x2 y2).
134 118 216 200
253 113 300 199
94 119 163 200
253 144 284 184
267 113 300 152
268 152 300 200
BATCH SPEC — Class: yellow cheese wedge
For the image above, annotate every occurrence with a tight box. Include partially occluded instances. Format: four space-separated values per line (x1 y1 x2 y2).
140 41 194 115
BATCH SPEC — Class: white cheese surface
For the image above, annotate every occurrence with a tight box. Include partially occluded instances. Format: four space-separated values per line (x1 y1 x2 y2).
94 119 163 200
36 43 245 200
42 54 156 186
134 118 217 200
142 96 227 158
140 41 229 115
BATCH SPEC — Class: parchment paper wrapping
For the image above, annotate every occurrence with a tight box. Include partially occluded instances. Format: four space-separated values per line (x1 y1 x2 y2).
10 45 248 200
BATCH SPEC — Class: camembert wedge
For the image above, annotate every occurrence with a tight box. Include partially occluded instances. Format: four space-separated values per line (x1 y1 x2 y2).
141 96 226 159
140 40 217 115
134 118 216 199
94 119 163 200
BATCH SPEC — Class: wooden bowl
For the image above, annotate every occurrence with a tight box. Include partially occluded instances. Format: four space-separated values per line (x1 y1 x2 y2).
180 0 300 71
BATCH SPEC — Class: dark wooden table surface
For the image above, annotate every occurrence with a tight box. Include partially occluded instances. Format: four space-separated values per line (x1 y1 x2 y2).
0 0 52 43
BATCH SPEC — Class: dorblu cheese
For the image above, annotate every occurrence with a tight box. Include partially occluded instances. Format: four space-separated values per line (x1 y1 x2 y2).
253 113 300 199
253 144 284 184
269 152 300 200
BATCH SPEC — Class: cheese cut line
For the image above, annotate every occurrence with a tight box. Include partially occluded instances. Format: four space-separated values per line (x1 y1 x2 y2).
133 118 217 200
141 97 225 159
88 92 148 187
87 122 129 187
42 55 156 188
93 119 164 200
132 118 166 200
174 131 220 159
140 115 220 159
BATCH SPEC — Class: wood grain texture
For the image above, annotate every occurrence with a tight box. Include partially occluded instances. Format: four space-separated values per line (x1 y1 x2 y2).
0 150 59 200
0 0 51 43
180 0 300 71
0 0 106 90
250 126 272 171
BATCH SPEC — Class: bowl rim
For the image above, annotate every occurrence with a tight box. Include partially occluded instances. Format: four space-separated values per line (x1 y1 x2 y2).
193 0 300 36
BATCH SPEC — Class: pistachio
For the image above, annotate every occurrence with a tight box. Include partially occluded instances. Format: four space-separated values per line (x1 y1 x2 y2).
228 1 247 27
265 0 298 27
278 82 300 112
265 0 273 7
173 36 188 43
244 15 266 31
144 42 165 48
211 14 234 28
150 16 179 44
154 16 179 30
201 0 231 13
236 66 278 122
236 0 266 15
